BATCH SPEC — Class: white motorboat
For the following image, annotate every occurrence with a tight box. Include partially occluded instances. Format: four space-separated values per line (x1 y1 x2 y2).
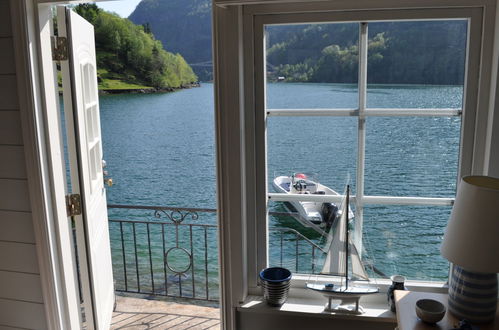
272 173 351 227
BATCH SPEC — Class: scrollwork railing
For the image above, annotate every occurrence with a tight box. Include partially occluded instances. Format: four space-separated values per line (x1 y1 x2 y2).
153 209 199 224
107 204 328 302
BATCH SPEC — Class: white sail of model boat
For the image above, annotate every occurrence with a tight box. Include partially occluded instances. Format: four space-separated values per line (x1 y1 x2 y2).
306 185 378 314
321 195 369 280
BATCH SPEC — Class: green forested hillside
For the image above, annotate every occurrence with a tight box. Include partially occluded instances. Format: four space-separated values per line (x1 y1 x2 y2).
74 4 197 90
129 0 212 81
266 21 467 84
129 0 467 85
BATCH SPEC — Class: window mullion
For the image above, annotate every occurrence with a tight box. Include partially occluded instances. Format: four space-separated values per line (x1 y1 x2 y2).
355 22 368 257
266 108 462 117
267 109 358 116
268 193 454 207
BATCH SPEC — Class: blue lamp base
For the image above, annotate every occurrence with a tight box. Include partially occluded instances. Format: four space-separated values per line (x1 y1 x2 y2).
448 265 498 323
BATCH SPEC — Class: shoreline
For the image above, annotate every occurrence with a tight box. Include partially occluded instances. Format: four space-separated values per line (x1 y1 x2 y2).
98 82 201 95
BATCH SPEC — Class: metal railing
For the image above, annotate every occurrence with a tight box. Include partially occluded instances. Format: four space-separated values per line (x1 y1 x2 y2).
108 204 327 302
269 227 326 274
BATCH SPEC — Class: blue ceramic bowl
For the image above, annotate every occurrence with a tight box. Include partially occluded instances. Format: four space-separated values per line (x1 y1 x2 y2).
259 267 292 283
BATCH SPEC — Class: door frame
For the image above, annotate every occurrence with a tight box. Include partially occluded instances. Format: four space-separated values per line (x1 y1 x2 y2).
10 1 80 329
9 1 116 328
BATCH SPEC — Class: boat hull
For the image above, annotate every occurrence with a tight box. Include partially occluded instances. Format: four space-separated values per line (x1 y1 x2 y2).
272 175 342 226
306 283 379 314
306 283 379 297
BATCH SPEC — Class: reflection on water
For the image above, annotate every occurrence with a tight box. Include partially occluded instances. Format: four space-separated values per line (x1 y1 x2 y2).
100 82 461 284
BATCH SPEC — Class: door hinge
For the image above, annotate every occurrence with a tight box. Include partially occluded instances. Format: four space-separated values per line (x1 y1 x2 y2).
66 194 82 217
51 36 68 61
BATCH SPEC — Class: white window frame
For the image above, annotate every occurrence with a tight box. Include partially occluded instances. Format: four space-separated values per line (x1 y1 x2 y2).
237 4 493 296
215 0 499 327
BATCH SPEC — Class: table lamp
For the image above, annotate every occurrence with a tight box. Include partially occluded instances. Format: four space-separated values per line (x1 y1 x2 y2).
441 176 499 323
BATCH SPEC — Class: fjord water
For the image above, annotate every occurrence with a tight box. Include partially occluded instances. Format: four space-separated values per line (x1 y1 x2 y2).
266 83 461 281
102 82 461 294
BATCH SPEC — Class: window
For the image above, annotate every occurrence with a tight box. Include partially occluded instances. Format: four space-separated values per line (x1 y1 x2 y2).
246 8 483 288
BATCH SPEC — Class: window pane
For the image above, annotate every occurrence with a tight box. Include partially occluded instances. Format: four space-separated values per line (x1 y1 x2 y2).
366 20 467 109
267 83 358 109
363 205 451 281
268 200 326 274
263 19 466 282
267 117 358 194
266 117 356 276
367 85 463 109
266 23 359 109
365 116 460 197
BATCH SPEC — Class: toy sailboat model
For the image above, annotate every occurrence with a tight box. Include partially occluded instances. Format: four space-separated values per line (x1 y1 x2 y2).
306 185 378 314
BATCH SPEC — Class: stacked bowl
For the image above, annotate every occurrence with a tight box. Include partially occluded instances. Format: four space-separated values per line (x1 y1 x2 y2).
259 267 292 306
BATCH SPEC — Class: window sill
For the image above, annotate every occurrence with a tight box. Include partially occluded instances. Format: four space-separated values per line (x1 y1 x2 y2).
248 275 449 296
240 280 448 325
288 274 449 294
238 292 396 324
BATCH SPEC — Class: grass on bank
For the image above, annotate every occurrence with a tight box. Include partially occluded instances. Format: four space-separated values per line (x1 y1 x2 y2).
57 69 154 92
97 69 153 90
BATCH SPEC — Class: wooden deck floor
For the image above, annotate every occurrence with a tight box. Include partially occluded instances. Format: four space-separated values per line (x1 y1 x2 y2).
110 295 220 329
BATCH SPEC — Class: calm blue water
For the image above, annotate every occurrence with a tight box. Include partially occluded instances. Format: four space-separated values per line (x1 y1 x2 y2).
100 82 462 292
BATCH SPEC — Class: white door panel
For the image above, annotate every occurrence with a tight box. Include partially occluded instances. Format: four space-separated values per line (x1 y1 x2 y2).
58 7 114 330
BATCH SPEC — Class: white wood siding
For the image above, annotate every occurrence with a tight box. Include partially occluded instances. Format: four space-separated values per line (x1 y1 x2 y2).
0 1 47 328
0 2 11 38
0 112 23 144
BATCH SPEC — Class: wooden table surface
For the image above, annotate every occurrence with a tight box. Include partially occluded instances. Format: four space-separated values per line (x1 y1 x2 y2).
394 290 499 330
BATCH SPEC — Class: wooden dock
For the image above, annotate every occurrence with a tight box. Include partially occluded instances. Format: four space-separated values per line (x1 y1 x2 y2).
110 295 220 329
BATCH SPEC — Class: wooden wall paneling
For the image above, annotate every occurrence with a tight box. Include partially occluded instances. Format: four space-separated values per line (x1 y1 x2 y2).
0 210 35 243
0 75 19 109
0 298 47 330
0 111 23 145
0 145 27 178
0 241 39 274
0 2 11 38
0 38 15 74
0 1 50 330
0 271 43 303
0 179 31 212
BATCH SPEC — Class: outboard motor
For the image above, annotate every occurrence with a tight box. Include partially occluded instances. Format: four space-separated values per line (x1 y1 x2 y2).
321 203 339 227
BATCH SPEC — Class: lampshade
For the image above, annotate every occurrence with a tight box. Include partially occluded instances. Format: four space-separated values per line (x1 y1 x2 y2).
441 176 499 273
441 176 499 323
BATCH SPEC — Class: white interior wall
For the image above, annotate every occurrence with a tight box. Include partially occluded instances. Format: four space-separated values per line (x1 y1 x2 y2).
487 50 499 177
0 1 48 329
485 0 499 177
237 311 395 330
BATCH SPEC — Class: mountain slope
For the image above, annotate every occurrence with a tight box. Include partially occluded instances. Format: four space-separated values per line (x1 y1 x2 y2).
266 21 467 84
129 0 212 81
129 0 467 85
74 4 197 90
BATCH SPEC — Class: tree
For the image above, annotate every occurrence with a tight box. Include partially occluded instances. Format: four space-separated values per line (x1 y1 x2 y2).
74 5 197 89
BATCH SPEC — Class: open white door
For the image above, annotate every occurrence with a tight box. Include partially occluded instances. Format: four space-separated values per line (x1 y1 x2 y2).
58 7 114 329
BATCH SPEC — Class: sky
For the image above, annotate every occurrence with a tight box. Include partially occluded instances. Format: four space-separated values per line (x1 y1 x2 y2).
97 0 142 18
